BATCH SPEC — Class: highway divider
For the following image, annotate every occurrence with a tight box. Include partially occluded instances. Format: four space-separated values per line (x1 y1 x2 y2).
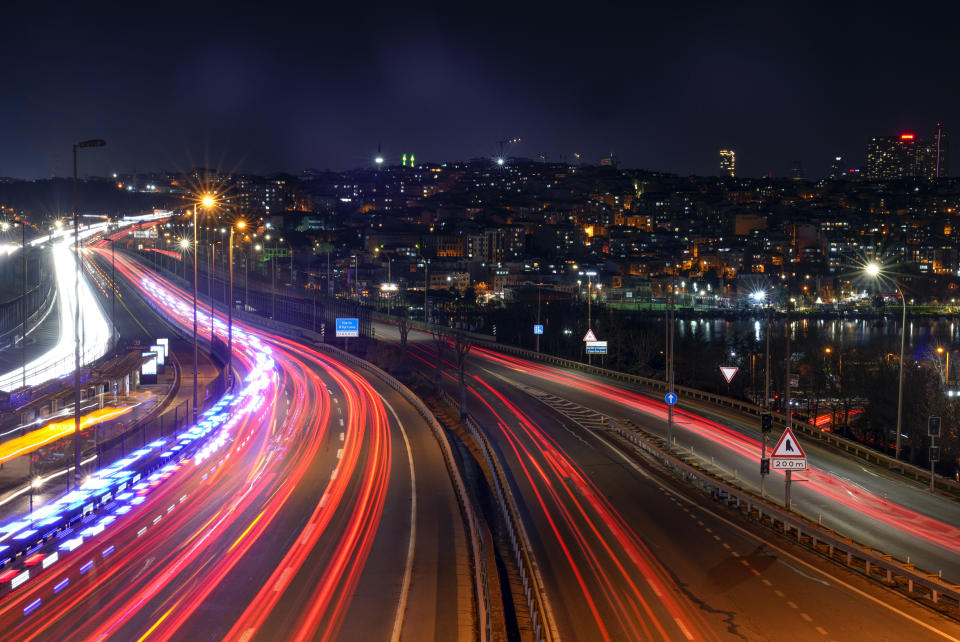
436 387 559 642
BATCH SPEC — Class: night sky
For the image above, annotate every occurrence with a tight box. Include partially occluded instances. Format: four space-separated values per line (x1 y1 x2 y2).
5 1 958 179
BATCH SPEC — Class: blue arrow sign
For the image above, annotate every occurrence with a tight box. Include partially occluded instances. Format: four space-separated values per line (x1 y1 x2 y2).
664 392 677 406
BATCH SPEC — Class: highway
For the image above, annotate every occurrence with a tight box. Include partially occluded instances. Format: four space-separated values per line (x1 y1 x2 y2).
383 322 960 640
0 247 473 641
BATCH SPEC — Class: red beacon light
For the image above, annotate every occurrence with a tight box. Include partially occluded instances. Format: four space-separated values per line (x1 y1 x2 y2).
900 133 915 140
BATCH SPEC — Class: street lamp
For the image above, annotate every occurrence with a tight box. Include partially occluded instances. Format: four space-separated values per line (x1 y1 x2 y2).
73 138 105 489
227 220 246 387
864 261 906 460
192 194 217 420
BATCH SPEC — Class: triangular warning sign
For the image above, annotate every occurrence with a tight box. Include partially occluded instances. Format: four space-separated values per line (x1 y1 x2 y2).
771 426 806 458
719 366 738 383
583 329 597 342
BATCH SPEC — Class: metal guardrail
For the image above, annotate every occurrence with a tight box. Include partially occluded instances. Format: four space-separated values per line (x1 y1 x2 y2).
372 313 960 496
436 387 558 642
0 281 56 348
607 418 960 614
472 339 960 494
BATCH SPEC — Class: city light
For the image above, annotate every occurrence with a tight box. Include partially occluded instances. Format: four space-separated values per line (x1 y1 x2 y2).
864 262 881 278
201 194 216 208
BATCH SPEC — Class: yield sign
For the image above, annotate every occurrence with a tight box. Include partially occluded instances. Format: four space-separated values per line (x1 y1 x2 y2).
583 329 598 342
771 426 806 459
719 366 738 383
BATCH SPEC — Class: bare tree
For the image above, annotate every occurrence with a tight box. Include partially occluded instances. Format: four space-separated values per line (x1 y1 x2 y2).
454 333 472 418
431 327 447 392
398 310 410 358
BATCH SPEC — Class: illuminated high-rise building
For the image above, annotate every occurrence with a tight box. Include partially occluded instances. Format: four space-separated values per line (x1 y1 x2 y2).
866 126 948 179
829 155 846 179
719 149 735 177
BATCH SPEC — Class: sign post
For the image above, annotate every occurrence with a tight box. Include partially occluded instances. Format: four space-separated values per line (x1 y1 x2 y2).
929 416 941 492
770 425 806 510
760 413 772 494
720 366 738 396
336 317 359 352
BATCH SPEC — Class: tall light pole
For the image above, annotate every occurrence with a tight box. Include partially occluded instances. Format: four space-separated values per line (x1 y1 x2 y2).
73 138 106 488
228 221 245 388
19 218 27 390
865 261 906 461
193 194 216 420
535 283 542 353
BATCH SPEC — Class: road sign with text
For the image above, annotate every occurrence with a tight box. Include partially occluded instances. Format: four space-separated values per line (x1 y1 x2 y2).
770 425 806 470
585 340 607 354
336 318 359 337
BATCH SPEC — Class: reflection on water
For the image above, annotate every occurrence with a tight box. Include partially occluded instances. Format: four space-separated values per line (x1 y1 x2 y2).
673 317 960 351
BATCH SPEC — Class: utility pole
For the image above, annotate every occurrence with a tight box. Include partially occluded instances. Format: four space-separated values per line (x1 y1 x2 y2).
784 302 793 510
192 204 199 421
536 283 541 353
210 243 215 341
761 302 771 497
72 138 106 489
587 273 592 365
424 259 429 324
21 219 26 389
667 277 675 451
111 238 116 340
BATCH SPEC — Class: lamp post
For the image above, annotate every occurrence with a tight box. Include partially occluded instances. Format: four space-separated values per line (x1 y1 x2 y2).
227 221 245 388
193 194 216 421
72 138 105 489
865 261 906 460
19 218 26 390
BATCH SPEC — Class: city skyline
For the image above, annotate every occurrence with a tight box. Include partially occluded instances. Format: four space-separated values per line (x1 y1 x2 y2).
5 2 960 180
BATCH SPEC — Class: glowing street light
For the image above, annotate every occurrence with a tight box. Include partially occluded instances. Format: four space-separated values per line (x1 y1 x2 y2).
863 260 906 461
226 220 246 387
191 193 218 420
73 138 106 489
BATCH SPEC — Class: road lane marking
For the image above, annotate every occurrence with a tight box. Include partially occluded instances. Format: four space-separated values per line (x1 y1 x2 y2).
588 419 960 642
381 395 417 642
274 566 293 592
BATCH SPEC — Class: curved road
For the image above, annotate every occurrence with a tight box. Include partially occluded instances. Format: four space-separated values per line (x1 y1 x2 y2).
0 248 472 641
